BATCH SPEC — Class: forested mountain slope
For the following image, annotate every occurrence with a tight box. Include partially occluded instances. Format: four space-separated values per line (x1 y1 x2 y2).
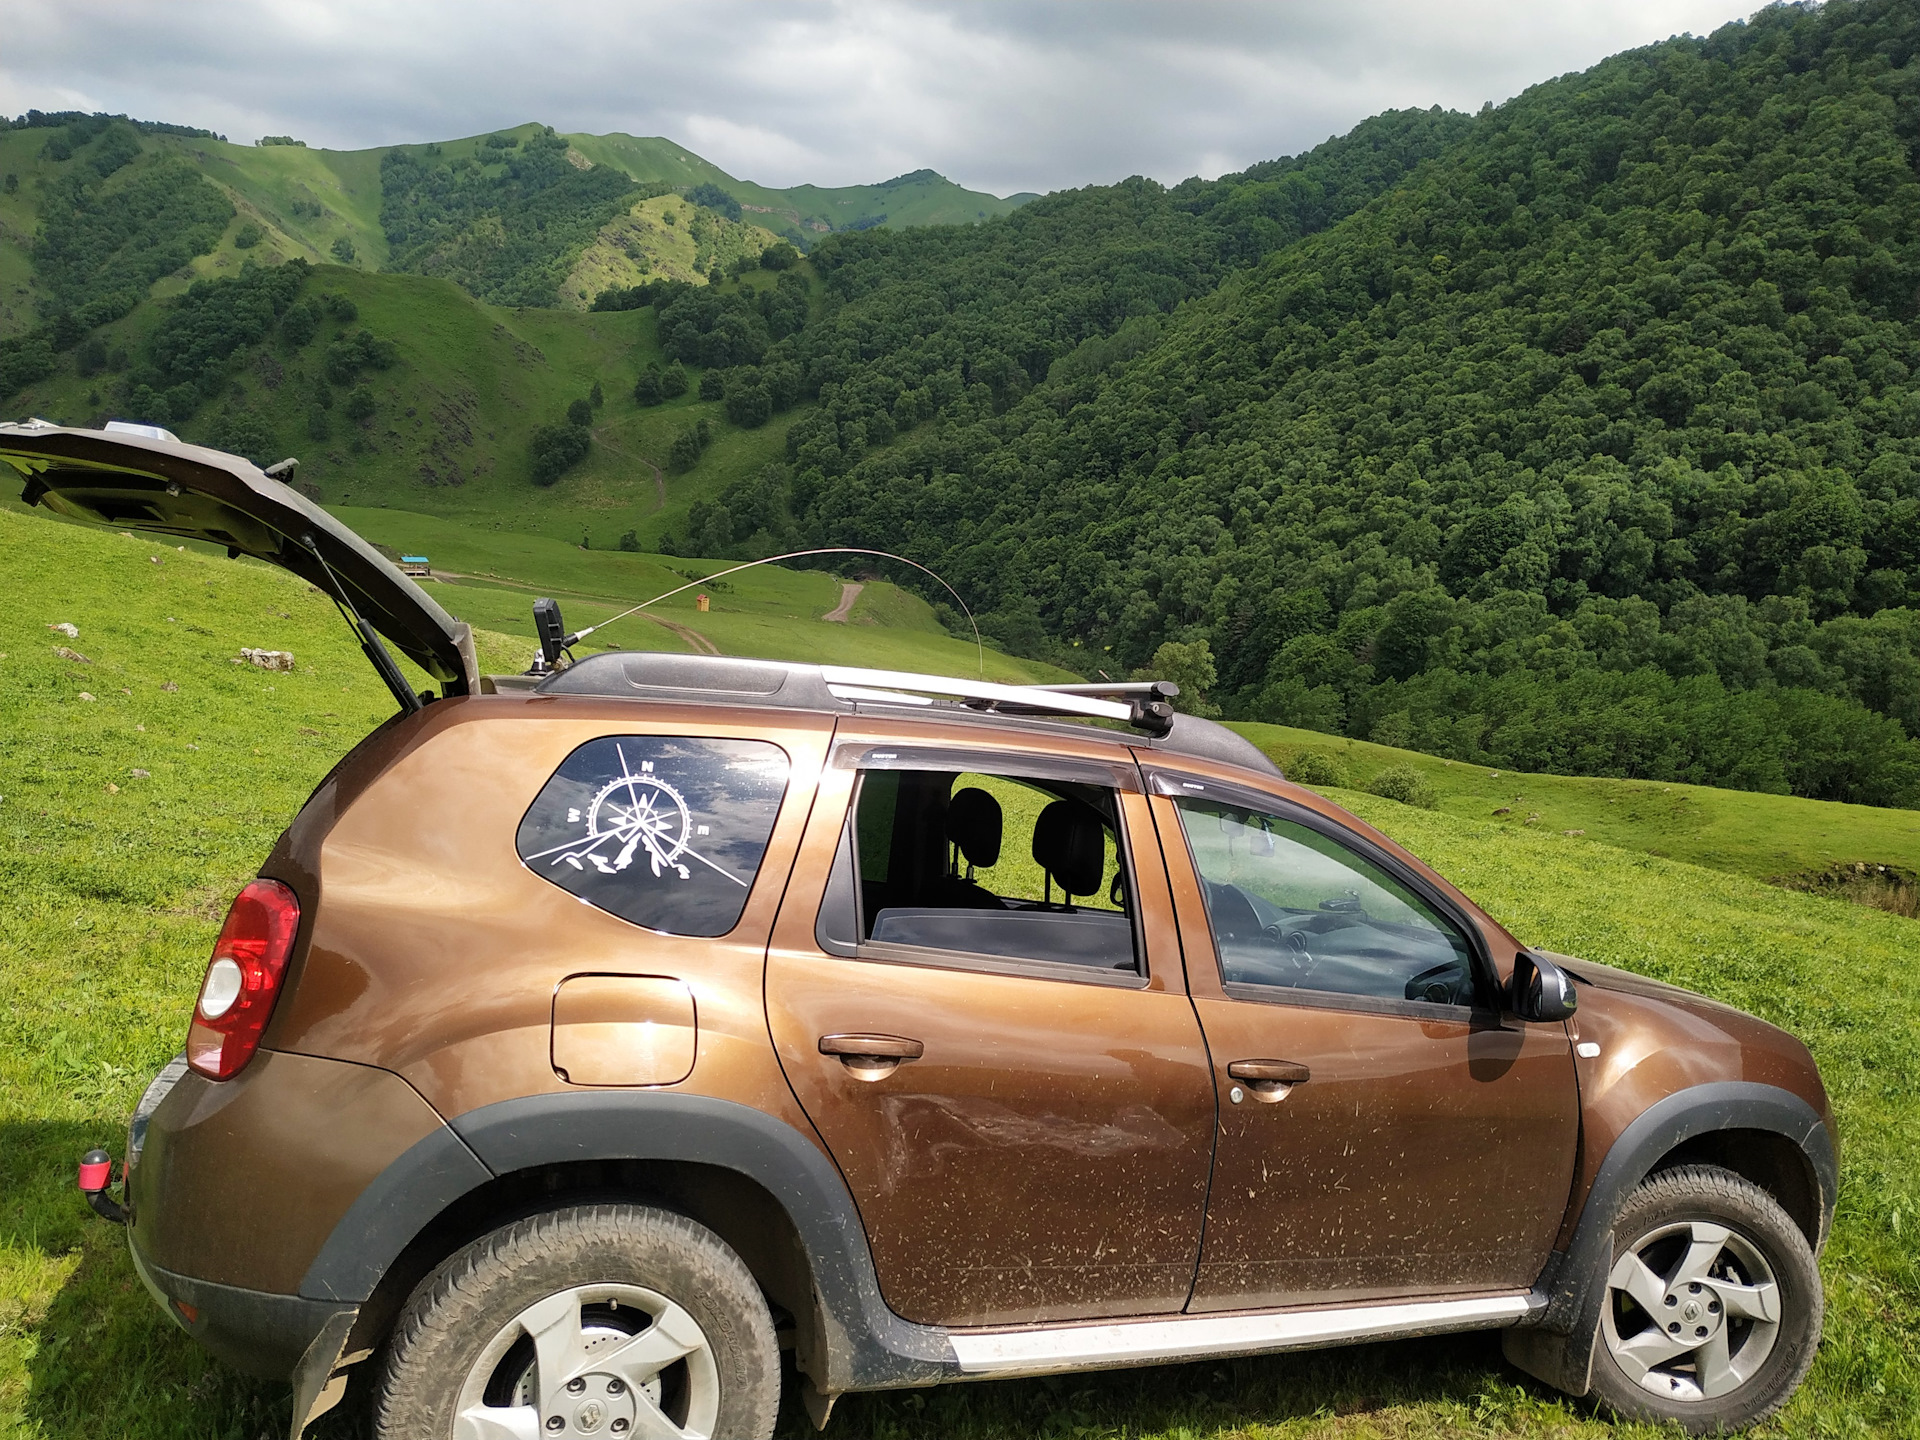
748 0 1920 805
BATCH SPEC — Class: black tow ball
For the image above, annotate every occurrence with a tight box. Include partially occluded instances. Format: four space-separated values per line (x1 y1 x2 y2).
78 1149 130 1226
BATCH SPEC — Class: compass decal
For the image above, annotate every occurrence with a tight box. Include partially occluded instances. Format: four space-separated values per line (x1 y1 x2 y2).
516 736 790 936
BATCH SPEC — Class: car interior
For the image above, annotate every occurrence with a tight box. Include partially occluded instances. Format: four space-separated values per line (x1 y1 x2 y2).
835 768 1140 973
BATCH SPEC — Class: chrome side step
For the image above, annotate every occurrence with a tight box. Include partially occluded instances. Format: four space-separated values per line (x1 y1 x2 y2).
947 1293 1540 1378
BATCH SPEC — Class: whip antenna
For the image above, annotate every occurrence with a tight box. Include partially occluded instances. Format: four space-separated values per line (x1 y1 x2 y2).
565 547 987 677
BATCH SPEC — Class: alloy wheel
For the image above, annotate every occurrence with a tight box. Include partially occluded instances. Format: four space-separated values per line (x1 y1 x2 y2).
452 1282 721 1440
1601 1218 1782 1403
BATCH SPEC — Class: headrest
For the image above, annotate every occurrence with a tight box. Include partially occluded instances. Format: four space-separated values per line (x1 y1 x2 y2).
1032 800 1104 899
946 786 1003 870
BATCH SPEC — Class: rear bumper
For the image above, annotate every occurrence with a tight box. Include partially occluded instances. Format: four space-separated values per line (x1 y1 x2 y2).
127 1235 354 1380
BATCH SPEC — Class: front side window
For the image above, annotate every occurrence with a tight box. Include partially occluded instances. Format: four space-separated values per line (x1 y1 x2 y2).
821 768 1140 976
517 735 789 937
1173 797 1476 1007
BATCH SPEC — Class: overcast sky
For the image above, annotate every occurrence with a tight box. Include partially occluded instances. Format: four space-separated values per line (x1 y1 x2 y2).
2 0 1757 198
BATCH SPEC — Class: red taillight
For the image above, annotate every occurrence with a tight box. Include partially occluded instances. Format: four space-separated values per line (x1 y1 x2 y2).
186 879 299 1081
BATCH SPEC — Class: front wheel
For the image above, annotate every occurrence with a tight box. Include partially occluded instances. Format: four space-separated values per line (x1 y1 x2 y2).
1590 1165 1822 1434
374 1203 781 1440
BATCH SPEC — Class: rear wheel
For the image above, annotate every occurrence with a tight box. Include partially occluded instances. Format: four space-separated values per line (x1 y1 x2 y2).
374 1204 780 1440
1590 1165 1821 1434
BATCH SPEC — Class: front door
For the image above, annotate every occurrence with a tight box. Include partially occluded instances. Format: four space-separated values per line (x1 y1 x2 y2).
766 742 1216 1328
1152 778 1580 1310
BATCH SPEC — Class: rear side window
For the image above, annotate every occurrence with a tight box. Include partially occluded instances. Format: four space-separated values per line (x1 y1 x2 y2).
819 767 1141 977
517 736 789 937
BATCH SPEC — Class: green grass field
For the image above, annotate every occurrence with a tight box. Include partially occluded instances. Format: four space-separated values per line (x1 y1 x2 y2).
1232 724 1920 888
2 507 1916 1438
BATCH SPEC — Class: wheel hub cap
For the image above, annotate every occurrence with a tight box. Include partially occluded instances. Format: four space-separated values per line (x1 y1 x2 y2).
1602 1219 1781 1403
452 1283 720 1440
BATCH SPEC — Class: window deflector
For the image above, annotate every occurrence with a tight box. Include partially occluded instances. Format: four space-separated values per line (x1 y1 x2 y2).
1147 769 1500 1013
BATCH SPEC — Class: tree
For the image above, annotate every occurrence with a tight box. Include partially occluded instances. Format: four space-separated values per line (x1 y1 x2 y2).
589 380 604 408
531 421 591 486
567 398 593 427
1143 639 1220 717
724 372 772 427
329 236 356 263
633 369 663 405
234 221 263 249
759 241 799 270
281 299 320 347
343 385 375 421
1 174 16 195
668 427 702 472
698 369 724 401
661 362 689 397
307 404 330 441
617 528 640 552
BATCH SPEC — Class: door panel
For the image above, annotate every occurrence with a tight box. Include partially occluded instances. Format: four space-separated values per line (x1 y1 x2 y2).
766 766 1216 1328
1191 995 1578 1309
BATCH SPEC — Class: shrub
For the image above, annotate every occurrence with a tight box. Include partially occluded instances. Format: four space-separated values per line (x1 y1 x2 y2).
759 241 799 270
1365 763 1437 809
633 369 663 405
329 236 356 264
567 398 593 427
698 369 724 400
589 380 604 408
323 293 356 323
1286 751 1348 789
668 427 702 472
661 362 688 398
280 299 319 347
617 528 639 552
306 404 330 441
233 221 263 249
343 386 375 421
530 422 590 485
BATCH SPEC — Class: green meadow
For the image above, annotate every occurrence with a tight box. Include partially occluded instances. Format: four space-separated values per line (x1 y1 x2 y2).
1 505 1916 1438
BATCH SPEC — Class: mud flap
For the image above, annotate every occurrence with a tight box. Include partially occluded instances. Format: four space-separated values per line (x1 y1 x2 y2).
289 1308 363 1440
1502 1322 1595 1398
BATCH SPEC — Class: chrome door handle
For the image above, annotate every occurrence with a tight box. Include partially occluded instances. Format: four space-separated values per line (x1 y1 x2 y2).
819 1033 924 1079
1228 1059 1310 1102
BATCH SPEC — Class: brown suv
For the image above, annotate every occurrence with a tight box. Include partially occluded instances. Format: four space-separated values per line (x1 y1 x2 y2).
10 424 1835 1439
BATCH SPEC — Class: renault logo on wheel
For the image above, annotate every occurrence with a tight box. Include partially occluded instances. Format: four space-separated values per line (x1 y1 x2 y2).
574 1397 606 1432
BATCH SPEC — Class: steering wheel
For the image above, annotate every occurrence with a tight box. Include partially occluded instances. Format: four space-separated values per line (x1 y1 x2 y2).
1404 961 1466 1005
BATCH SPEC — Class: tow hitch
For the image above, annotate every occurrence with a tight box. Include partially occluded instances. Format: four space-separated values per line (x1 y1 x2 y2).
78 1149 130 1225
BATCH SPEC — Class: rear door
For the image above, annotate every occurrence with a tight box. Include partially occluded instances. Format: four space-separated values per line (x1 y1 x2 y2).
1149 772 1579 1309
765 734 1216 1328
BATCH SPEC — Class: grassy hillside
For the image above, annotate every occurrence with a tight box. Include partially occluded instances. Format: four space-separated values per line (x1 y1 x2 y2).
1235 721 1920 890
562 132 1031 241
326 505 1060 681
2 260 813 548
2 505 1915 1439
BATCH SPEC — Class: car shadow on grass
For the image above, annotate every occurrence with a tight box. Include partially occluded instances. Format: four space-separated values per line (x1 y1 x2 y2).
774 1331 1591 1439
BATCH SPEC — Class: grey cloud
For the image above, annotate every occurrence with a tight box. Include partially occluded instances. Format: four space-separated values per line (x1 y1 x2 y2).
0 0 1755 196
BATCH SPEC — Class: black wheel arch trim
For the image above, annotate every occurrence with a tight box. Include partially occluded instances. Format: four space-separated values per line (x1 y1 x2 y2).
297 1090 956 1390
1515 1080 1835 1396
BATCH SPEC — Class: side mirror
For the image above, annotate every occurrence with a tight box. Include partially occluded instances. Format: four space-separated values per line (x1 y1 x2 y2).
1511 950 1578 1022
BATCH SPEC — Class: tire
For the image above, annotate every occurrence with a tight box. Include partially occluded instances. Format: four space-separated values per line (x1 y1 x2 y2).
1589 1165 1821 1435
373 1203 781 1440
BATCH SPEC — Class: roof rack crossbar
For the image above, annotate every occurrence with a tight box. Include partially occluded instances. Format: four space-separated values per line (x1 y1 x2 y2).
1028 680 1181 701
817 664 1178 738
819 665 1129 720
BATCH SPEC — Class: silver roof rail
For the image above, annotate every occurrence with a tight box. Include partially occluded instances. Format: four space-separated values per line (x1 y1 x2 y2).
818 665 1176 737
